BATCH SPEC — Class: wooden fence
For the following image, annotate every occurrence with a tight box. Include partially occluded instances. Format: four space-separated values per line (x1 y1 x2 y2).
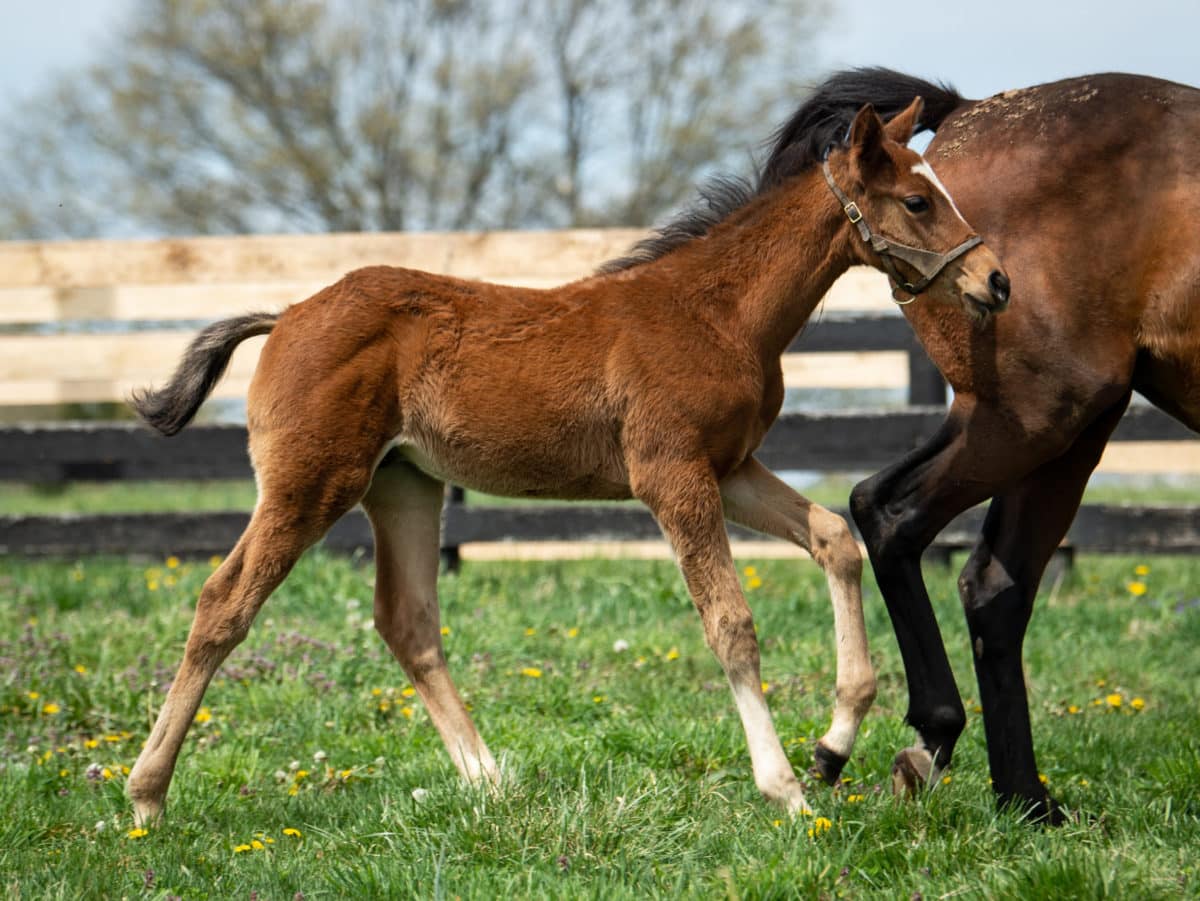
2 230 1199 561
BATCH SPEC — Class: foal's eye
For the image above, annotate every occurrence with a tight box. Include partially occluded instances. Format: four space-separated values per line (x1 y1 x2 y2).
903 195 930 214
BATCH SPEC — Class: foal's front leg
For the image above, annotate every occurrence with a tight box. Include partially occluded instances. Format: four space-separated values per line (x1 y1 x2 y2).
631 456 810 814
719 457 874 784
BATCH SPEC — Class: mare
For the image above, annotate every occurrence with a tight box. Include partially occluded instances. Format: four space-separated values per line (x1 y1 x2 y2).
125 99 1008 826
761 68 1200 823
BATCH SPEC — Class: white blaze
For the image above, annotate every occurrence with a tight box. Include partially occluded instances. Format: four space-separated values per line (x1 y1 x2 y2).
911 161 966 221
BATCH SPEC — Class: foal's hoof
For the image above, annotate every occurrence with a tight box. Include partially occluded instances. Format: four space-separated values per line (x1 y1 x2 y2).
810 742 849 786
890 746 936 798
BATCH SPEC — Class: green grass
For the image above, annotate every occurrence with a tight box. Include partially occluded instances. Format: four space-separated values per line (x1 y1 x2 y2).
1 552 1197 898
5 474 1200 515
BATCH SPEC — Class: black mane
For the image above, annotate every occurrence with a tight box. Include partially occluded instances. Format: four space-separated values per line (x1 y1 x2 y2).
598 67 965 275
759 67 964 190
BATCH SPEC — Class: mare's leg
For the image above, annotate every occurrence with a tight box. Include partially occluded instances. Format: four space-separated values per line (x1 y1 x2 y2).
849 398 1082 790
719 457 874 784
127 444 376 826
362 456 499 785
631 456 809 813
958 393 1130 822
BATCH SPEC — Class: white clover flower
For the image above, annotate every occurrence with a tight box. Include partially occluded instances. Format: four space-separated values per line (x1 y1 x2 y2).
612 639 630 653
411 787 429 803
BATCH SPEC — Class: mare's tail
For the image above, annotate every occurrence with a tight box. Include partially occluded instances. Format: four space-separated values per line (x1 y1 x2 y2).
760 68 969 189
129 312 278 436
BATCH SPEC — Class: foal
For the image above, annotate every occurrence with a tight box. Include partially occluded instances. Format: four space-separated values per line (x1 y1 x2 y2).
127 99 1007 825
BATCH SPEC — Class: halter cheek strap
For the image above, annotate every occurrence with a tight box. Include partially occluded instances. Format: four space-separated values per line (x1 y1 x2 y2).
822 160 982 303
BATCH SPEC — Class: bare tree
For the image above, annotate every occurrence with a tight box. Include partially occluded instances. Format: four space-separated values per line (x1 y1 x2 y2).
0 0 826 239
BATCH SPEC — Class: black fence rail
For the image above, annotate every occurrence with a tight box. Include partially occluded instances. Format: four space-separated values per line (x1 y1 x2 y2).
2 404 1198 559
2 310 1197 560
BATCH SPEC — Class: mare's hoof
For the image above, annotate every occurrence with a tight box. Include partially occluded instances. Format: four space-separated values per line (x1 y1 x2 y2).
1003 792 1069 827
890 746 935 798
810 742 849 786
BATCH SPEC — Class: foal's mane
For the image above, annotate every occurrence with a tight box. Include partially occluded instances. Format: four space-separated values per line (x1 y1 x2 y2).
599 68 965 275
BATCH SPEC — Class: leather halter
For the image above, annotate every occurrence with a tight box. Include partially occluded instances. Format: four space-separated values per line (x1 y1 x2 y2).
822 159 982 304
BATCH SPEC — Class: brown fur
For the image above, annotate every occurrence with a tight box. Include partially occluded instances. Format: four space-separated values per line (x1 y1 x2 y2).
126 101 1007 825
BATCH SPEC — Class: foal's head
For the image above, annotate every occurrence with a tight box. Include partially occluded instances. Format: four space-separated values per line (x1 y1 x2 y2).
826 98 1009 321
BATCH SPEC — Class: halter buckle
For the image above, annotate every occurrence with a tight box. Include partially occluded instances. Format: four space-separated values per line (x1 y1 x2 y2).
843 202 863 224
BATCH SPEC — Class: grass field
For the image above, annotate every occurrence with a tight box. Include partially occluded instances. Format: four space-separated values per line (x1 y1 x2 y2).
1 551 1198 898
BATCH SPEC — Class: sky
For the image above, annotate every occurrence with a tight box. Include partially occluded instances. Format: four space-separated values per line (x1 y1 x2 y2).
1 0 1195 116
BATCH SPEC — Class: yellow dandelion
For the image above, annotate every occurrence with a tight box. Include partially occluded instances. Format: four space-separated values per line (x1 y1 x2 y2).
846 794 865 803
101 768 113 780
521 667 543 678
772 819 782 827
250 839 264 851
283 828 302 838
104 734 121 743
1096 678 1107 687
287 785 299 797
42 703 61 715
74 664 87 675
147 580 160 592
567 627 579 638
166 555 180 569
371 687 383 696
1131 697 1145 710
209 555 222 568
234 844 252 853
378 701 391 712
1126 581 1147 596
441 626 451 636
59 769 69 777
84 738 99 749
1038 773 1048 784
340 768 353 780
941 775 952 785
194 707 212 724
592 695 606 703
746 575 763 590
665 648 680 662
807 816 832 838
127 828 148 839
1134 564 1150 576
1080 779 1089 786
1106 693 1122 708
1067 705 1081 714
743 565 758 578
761 681 771 694
525 627 536 637
401 706 414 718
26 691 39 700
401 687 416 698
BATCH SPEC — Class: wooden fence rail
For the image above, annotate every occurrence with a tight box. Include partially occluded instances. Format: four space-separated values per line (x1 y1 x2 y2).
3 229 1199 560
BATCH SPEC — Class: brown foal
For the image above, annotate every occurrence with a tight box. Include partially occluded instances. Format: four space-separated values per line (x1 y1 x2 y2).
127 99 1006 825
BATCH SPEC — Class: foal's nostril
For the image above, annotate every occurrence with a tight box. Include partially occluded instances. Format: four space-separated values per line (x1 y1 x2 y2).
988 270 1011 305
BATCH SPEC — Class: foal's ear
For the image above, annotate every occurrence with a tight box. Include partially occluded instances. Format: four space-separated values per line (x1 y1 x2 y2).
848 103 888 179
884 96 925 144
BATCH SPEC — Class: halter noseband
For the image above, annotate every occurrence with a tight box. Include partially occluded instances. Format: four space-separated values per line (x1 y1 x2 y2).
821 159 982 304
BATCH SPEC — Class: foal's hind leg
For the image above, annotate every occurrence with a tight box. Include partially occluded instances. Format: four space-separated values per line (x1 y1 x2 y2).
362 457 500 786
127 451 375 826
720 457 873 785
632 456 810 814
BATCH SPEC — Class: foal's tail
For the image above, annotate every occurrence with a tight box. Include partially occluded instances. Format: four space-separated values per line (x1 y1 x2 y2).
129 312 278 436
759 67 969 189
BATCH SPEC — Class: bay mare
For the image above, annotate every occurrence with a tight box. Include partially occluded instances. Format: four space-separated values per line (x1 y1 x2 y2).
766 69 1200 823
125 99 1008 826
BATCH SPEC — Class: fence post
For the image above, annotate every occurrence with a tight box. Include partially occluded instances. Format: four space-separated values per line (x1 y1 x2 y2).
907 340 946 406
441 485 465 572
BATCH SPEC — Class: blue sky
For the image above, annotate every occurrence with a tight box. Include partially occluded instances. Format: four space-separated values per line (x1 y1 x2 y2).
1 1 1194 125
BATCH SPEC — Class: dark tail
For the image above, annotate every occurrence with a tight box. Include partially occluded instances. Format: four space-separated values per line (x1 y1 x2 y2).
129 312 278 436
759 67 968 190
